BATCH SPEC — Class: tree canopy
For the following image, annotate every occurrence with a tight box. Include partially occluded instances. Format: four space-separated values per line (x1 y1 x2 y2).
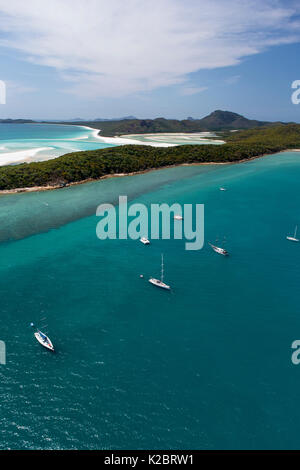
0 124 299 190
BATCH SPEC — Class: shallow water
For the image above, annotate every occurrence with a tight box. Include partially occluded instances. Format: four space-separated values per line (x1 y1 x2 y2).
0 123 116 164
1 151 300 449
0 124 223 165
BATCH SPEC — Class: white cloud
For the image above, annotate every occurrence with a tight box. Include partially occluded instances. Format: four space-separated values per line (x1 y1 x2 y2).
181 87 208 96
0 0 298 97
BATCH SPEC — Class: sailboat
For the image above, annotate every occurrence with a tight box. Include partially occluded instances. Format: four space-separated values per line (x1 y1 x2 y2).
209 242 229 256
149 254 171 290
31 322 55 352
287 225 299 242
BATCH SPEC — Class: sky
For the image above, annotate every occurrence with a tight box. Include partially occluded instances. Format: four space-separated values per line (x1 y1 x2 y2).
0 0 300 121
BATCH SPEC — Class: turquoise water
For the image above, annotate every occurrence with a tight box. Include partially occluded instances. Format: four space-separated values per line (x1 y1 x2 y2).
0 123 116 164
0 124 223 166
1 151 300 449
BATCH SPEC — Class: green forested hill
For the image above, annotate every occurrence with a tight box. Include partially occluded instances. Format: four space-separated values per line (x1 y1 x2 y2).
69 117 204 136
0 124 299 191
61 110 281 137
226 123 300 144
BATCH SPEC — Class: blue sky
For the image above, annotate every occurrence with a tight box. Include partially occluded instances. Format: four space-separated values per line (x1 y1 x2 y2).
0 0 300 121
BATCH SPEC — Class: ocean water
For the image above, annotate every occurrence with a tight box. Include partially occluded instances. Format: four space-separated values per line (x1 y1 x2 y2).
0 123 117 165
0 124 223 166
1 151 300 449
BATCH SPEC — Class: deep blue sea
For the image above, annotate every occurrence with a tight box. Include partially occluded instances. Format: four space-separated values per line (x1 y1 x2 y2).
1 150 300 449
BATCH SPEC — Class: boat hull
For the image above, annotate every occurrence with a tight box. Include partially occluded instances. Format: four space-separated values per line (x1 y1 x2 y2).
209 243 229 256
34 332 55 352
286 236 299 242
149 278 171 290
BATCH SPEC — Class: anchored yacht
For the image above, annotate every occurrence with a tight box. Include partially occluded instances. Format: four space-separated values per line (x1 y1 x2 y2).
149 254 171 290
209 243 229 256
31 323 55 352
287 225 299 242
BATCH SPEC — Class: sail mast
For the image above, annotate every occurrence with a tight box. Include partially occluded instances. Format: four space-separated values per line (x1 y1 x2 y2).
161 254 164 282
295 225 298 238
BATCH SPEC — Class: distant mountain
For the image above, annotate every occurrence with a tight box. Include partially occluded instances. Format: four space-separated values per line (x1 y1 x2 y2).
187 110 284 129
35 118 85 122
0 118 34 124
0 111 287 135
196 110 271 130
62 110 282 137
37 116 138 123
93 116 137 122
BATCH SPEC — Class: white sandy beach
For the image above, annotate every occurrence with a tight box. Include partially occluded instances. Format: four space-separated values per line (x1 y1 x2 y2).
119 131 225 144
0 147 54 166
80 127 225 146
80 126 177 147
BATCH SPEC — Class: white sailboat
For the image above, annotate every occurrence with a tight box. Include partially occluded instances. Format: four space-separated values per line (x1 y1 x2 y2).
149 254 171 290
287 225 299 242
209 242 229 256
34 330 55 351
219 187 227 191
31 323 55 352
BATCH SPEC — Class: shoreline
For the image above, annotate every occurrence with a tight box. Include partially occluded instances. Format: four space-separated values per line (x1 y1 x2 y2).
0 147 55 166
82 125 224 146
0 124 224 168
119 131 225 145
80 125 177 147
0 162 227 195
79 125 223 146
1 149 298 195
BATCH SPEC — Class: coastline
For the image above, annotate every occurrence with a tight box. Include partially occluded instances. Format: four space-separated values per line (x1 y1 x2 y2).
0 150 287 195
80 125 177 147
0 127 299 195
0 147 55 166
119 131 225 145
0 162 226 195
0 123 223 168
0 123 97 166
81 125 224 146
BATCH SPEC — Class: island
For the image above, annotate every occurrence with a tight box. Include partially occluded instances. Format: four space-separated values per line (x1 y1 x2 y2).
0 123 299 192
